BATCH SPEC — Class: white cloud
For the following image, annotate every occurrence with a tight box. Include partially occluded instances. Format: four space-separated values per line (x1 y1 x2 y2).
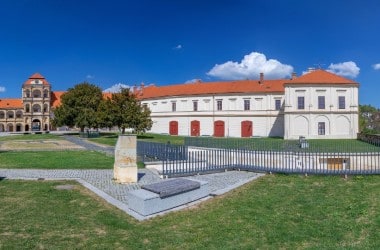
103 83 130 93
0 86 5 92
185 78 201 84
173 44 182 50
372 63 380 70
86 74 95 79
207 52 294 80
327 61 360 78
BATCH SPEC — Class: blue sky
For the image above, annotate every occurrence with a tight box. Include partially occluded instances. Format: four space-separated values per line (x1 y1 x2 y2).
1 0 380 106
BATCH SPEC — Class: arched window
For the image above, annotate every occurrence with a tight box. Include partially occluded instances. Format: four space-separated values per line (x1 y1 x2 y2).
0 111 4 119
7 123 14 132
33 104 41 113
7 111 14 119
25 104 30 113
16 110 23 118
43 89 49 98
33 89 41 98
43 104 48 113
25 89 31 98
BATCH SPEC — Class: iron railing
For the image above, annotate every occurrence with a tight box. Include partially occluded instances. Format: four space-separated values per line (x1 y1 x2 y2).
137 138 380 177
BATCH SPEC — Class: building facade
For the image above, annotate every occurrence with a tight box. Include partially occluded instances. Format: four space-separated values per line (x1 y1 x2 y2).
0 73 62 132
139 70 359 139
0 70 359 139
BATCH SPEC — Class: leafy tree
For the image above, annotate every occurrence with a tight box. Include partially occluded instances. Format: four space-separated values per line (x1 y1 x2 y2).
53 82 103 132
359 104 380 134
96 97 116 130
98 88 152 134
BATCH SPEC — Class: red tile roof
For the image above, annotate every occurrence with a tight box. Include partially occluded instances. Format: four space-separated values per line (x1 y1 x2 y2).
137 70 359 100
0 99 23 109
23 72 50 86
287 69 358 85
139 79 286 100
103 92 113 99
50 91 65 108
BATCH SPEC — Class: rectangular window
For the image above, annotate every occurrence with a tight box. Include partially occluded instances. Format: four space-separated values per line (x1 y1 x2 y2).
244 99 250 110
171 102 176 112
275 99 281 110
318 122 325 135
193 101 198 111
298 96 305 110
338 96 345 109
318 96 325 109
217 100 223 111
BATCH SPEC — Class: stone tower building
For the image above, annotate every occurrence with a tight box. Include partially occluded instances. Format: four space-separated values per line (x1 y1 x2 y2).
0 73 62 132
22 73 52 131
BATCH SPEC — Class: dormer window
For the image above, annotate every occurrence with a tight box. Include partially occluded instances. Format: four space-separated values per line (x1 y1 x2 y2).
34 80 41 84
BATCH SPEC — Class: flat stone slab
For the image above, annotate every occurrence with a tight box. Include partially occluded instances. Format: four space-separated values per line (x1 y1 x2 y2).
55 184 75 190
141 178 201 198
128 178 209 216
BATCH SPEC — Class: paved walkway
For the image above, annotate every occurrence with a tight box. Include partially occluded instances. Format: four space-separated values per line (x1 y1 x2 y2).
63 135 115 155
0 135 264 220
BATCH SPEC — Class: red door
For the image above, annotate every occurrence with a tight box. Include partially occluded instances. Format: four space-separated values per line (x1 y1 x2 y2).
191 120 200 136
241 121 253 137
169 121 178 135
214 120 225 137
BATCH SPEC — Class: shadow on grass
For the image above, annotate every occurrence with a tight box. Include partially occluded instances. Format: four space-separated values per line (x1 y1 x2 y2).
137 135 154 140
0 177 5 181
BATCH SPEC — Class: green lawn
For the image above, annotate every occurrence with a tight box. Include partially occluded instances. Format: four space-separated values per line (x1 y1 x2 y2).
89 132 186 146
187 137 380 152
0 133 63 142
0 174 379 249
0 151 113 169
89 133 380 152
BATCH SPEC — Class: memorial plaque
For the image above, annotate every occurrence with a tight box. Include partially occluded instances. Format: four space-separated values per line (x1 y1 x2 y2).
142 179 201 198
113 134 138 183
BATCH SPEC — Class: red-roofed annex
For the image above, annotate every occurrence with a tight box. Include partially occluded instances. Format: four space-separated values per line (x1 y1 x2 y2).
0 69 359 139
138 69 359 139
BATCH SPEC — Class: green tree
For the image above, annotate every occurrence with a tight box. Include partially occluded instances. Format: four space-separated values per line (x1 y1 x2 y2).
96 97 116 130
53 82 103 132
99 88 152 134
359 104 380 134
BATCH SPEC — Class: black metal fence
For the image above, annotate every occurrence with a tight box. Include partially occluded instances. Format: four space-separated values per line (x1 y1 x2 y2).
137 141 187 162
137 137 380 177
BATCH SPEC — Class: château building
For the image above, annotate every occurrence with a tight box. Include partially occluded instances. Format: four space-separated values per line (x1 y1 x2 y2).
0 73 63 132
139 69 359 139
0 69 360 139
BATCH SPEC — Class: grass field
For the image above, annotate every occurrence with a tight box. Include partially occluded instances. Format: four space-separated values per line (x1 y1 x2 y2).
0 174 379 249
0 133 63 142
89 133 380 152
89 133 186 146
0 151 113 169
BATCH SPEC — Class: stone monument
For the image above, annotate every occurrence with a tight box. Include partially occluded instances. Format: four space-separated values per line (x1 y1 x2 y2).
113 134 138 183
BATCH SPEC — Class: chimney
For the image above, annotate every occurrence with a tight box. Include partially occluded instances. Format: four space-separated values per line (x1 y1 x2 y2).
140 82 145 96
308 67 315 73
259 72 264 84
291 72 297 80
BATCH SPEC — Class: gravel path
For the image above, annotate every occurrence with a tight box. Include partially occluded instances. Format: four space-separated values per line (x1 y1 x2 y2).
63 135 115 156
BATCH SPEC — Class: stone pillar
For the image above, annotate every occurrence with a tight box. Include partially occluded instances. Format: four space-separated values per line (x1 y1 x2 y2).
113 134 138 183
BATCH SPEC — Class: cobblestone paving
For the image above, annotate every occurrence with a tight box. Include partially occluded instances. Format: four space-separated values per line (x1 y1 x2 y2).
0 168 263 204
